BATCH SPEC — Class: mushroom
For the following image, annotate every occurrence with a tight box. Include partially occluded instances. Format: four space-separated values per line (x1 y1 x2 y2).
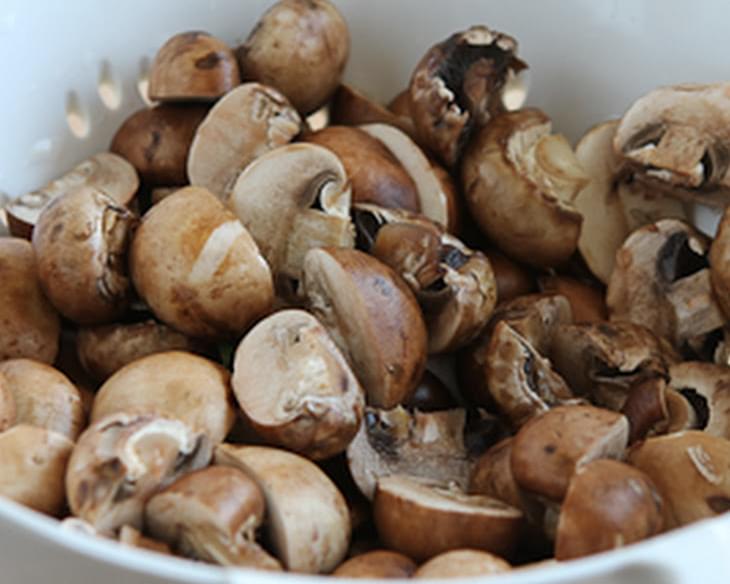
187 83 301 200
302 247 427 408
231 309 364 460
0 238 60 363
484 249 535 303
0 373 15 432
620 377 673 444
627 431 730 528
148 32 240 102
406 371 457 412
469 438 525 512
32 186 136 324
373 475 523 561
607 219 725 350
0 425 73 515
710 206 730 320
408 25 525 167
145 466 281 569
228 143 354 289
118 525 172 556
236 0 349 115
214 444 350 574
0 359 85 440
130 186 274 340
91 351 235 444
110 104 209 187
5 153 138 240
555 459 664 561
330 85 415 138
462 108 587 267
414 549 511 579
332 550 417 579
66 413 212 534
538 276 607 323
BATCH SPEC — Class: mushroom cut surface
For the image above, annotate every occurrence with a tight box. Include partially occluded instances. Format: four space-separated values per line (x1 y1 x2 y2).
668 362 730 439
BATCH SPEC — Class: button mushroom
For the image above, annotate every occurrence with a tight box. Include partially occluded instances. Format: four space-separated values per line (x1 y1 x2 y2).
145 466 281 569
330 85 416 139
66 413 212 533
414 549 511 579
469 438 525 512
332 550 417 579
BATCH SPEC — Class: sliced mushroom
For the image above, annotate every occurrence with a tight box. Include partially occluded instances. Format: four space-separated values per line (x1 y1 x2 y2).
555 459 663 561
374 475 523 561
118 525 172 556
214 444 350 574
462 109 587 267
145 466 281 569
710 206 730 320
148 32 240 102
0 359 85 440
187 83 301 200
538 276 607 323
409 25 525 167
66 413 211 533
302 248 427 408
0 425 73 515
0 373 15 432
332 550 417 579
667 362 730 439
330 85 415 137
91 351 234 444
130 186 273 340
0 238 60 363
414 549 511 579
620 377 672 444
228 143 354 288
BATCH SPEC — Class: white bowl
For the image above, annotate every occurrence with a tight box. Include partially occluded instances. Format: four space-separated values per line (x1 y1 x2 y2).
1 0 730 582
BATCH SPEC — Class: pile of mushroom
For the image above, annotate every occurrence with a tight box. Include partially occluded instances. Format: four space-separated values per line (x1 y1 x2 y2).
3 0 730 579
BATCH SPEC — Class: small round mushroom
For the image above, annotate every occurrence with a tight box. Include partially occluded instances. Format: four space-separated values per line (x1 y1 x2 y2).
231 310 364 460
145 466 281 569
148 32 240 102
332 550 417 579
66 413 212 533
373 475 523 562
462 109 587 267
0 238 60 363
32 186 136 324
187 83 301 200
302 248 427 408
130 187 274 340
91 351 235 444
538 276 607 323
236 0 349 115
0 359 85 440
414 549 511 579
555 459 664 561
330 85 416 138
0 373 16 432
214 444 350 574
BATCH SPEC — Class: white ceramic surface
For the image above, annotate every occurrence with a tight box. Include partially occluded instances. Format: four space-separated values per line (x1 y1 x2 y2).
1 0 730 582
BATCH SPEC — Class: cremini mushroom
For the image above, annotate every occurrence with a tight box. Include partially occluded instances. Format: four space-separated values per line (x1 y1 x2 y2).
330 85 415 138
145 466 281 569
0 373 15 432
710 206 730 320
414 549 511 579
214 444 350 574
66 413 212 533
484 250 535 302
130 186 274 340
148 32 240 102
231 309 364 460
469 438 525 512
538 276 607 323
118 525 172 556
667 362 730 439
332 550 417 579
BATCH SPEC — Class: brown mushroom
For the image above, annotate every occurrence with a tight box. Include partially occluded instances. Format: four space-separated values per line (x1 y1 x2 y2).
66 413 212 533
483 250 535 303
330 85 415 138
0 373 15 432
214 444 350 574
130 186 274 340
538 276 607 323
0 238 60 363
118 525 172 556
148 32 240 102
145 466 281 569
414 549 511 579
469 438 525 512
406 371 457 412
332 550 417 579
710 206 730 321
236 0 349 115
462 109 587 267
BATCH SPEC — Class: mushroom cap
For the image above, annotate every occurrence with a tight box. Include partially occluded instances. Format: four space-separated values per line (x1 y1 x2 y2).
214 444 350 574
538 276 607 324
332 550 417 579
130 186 274 339
330 85 415 138
0 425 73 515
406 370 457 412
0 238 60 363
118 525 172 556
710 205 730 320
0 373 16 432
483 249 535 303
668 362 730 440
469 438 525 511
414 549 511 579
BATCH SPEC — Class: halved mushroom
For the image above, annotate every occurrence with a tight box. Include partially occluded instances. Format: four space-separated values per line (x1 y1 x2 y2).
130 187 274 340
66 413 211 533
620 377 673 444
0 373 15 432
374 475 523 561
232 310 364 460
414 549 511 579
0 359 85 440
538 276 607 323
0 238 60 363
5 153 138 240
710 207 730 320
469 438 525 512
148 32 240 102
332 549 417 579
607 219 725 349
91 351 235 444
187 83 301 200
145 466 281 569
302 248 427 408
462 109 587 267
555 459 663 561
409 25 525 167
228 143 354 288
32 186 136 324
214 444 350 574
0 425 73 515
118 525 172 556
